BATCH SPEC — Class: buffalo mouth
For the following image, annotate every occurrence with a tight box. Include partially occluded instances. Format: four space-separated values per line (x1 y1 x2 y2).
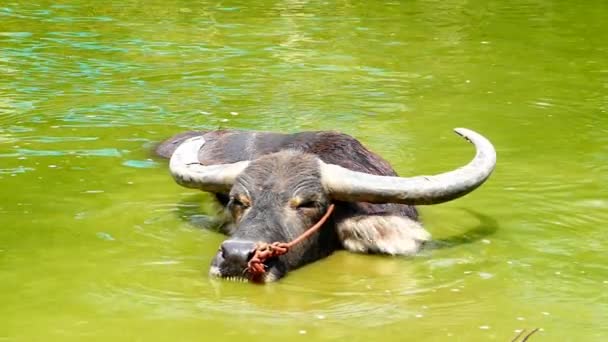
209 252 284 284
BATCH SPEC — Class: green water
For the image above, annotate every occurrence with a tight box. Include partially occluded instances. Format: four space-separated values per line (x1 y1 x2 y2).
1 0 607 341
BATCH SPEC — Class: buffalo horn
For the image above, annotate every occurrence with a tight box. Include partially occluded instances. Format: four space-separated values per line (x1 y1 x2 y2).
169 136 250 193
319 128 496 205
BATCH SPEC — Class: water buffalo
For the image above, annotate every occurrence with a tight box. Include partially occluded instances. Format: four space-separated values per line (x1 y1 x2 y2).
156 128 496 283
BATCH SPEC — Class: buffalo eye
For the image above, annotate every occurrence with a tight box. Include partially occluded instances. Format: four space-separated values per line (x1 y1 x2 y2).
296 200 318 210
229 196 250 209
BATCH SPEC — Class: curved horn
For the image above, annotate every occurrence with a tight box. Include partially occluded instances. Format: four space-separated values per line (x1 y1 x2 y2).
169 136 249 193
320 128 496 205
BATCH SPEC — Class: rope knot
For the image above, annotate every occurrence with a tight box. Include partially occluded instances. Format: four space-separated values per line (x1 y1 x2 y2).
247 242 289 277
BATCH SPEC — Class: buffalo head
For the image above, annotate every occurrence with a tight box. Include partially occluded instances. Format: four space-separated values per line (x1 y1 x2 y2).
166 128 496 283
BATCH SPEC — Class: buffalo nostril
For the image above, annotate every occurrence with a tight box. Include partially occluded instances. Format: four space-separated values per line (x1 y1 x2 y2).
220 240 257 264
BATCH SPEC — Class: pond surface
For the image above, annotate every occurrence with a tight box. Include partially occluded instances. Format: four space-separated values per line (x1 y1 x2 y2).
1 0 607 341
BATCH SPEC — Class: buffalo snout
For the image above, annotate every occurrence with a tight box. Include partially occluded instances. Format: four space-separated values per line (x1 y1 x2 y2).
209 239 256 280
221 240 256 266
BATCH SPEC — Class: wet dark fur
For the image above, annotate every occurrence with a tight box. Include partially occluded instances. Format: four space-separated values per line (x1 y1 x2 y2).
156 130 419 221
157 130 422 280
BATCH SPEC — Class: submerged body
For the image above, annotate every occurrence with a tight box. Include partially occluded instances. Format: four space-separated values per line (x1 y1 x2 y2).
156 129 495 282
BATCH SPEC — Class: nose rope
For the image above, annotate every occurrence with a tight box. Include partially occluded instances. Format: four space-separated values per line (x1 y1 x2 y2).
246 204 335 279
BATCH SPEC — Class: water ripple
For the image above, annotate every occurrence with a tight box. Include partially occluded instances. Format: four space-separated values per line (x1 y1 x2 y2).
0 148 122 158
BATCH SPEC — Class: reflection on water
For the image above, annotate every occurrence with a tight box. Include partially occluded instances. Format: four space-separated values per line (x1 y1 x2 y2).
1 0 607 341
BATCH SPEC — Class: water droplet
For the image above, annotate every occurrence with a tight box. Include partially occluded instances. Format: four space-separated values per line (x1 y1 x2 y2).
315 314 325 320
479 272 494 279
230 111 239 116
298 330 307 335
517 317 525 321
542 312 550 316
96 232 114 241
84 190 104 194
479 325 490 330
415 314 423 318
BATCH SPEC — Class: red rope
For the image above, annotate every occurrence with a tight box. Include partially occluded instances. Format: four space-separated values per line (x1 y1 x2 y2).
246 204 335 280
